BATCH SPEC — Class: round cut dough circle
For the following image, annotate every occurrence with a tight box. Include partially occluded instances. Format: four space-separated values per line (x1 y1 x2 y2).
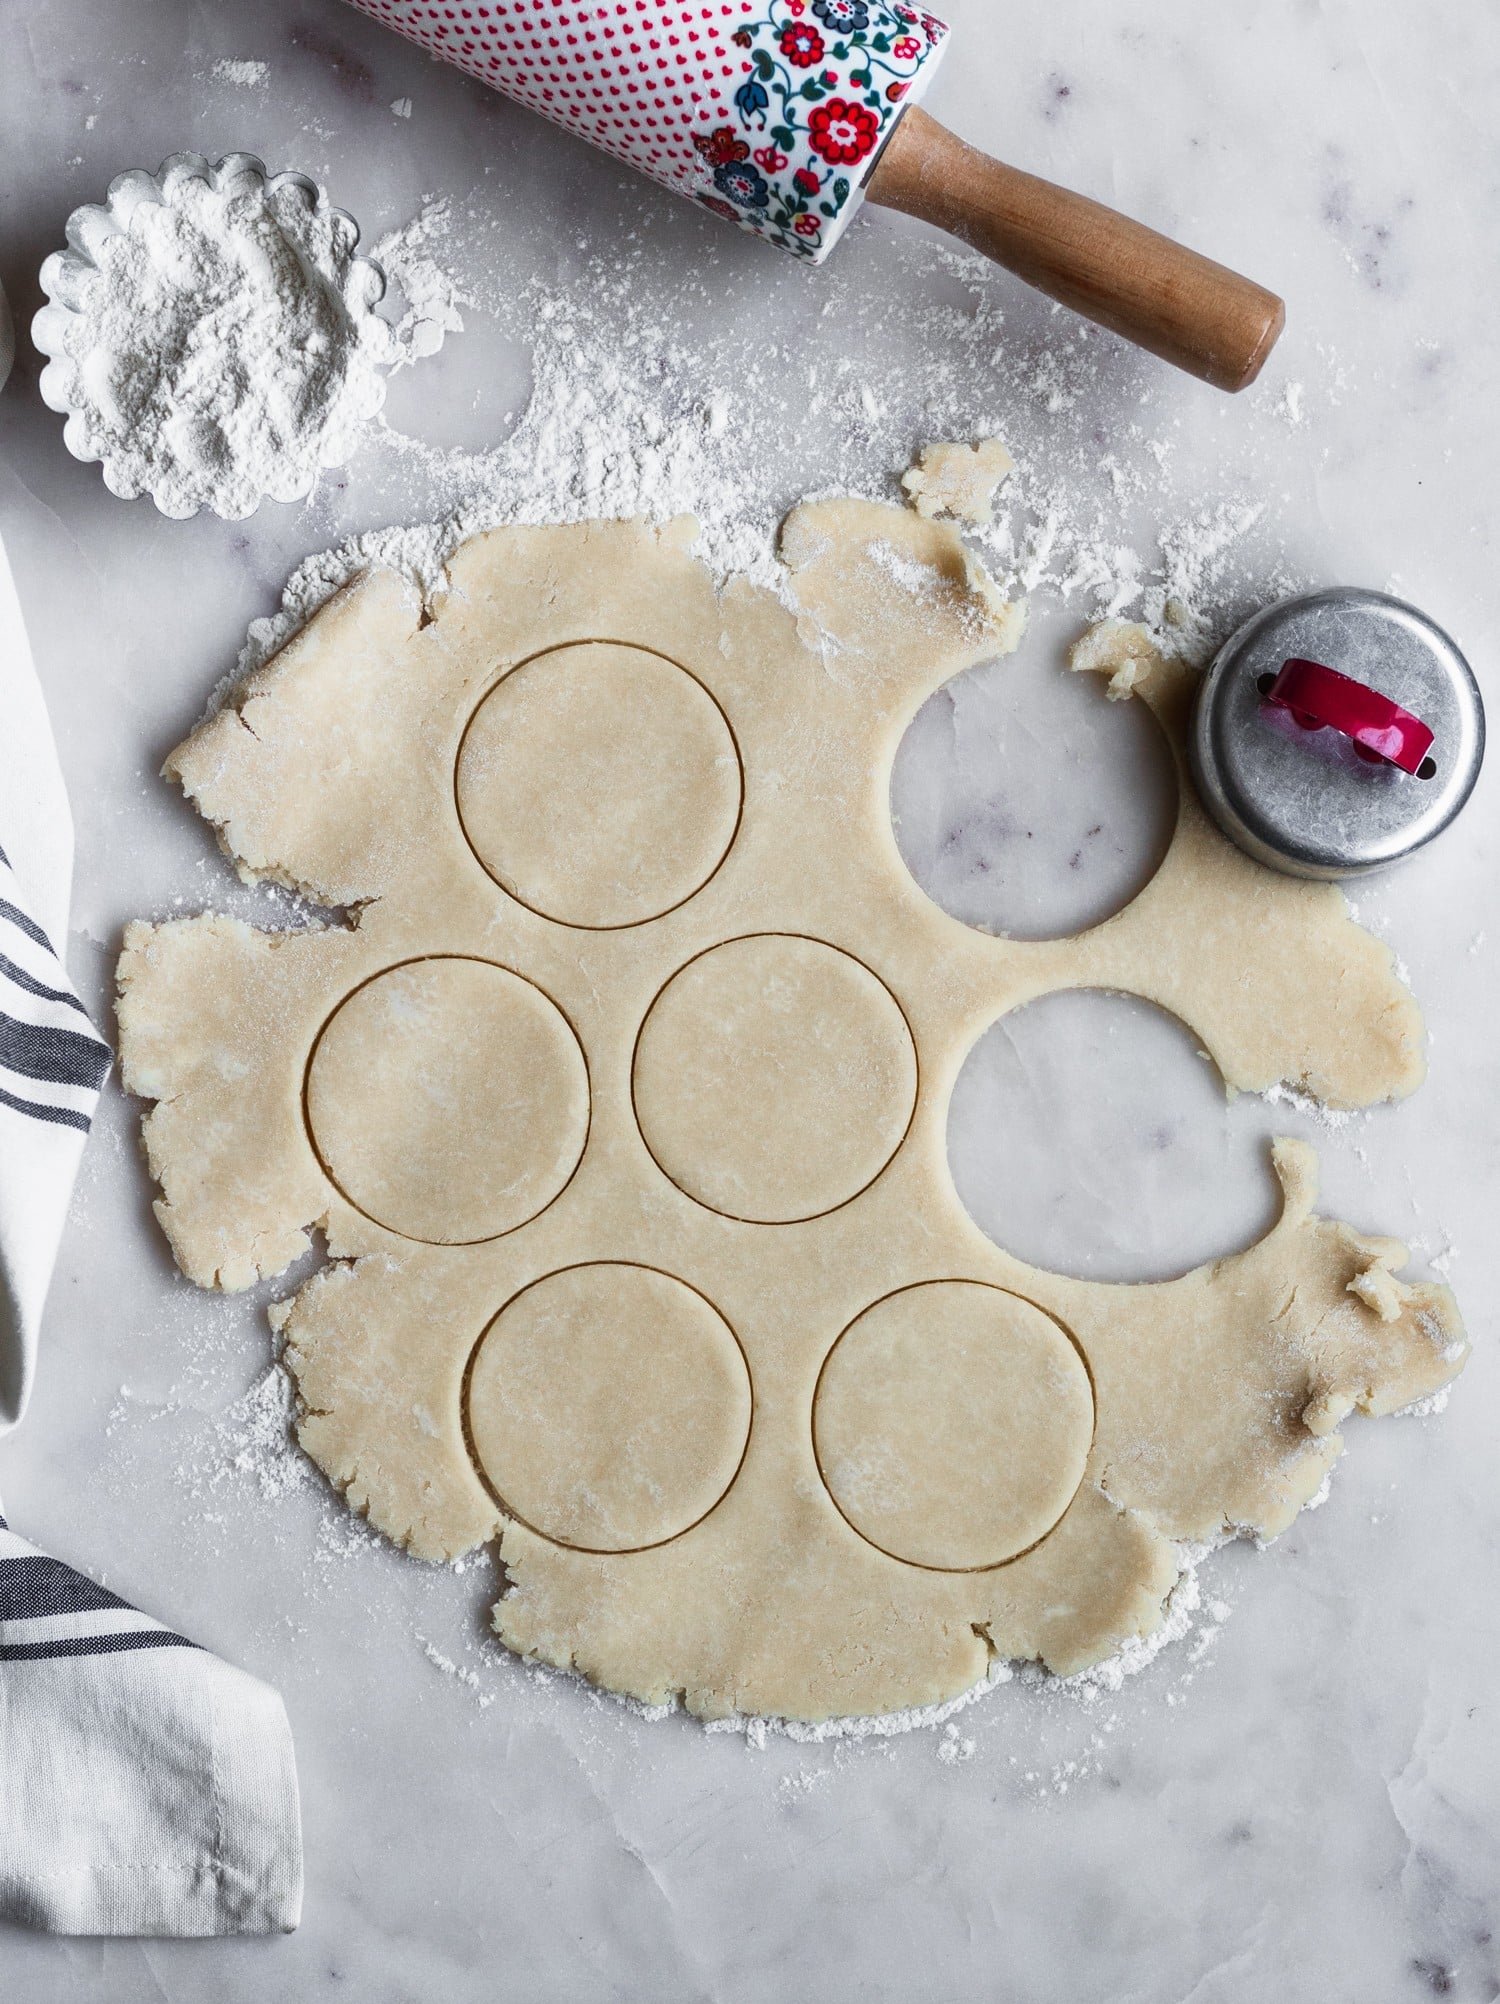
305 957 588 1245
455 641 743 929
813 1281 1095 1570
465 1263 752 1552
632 934 919 1224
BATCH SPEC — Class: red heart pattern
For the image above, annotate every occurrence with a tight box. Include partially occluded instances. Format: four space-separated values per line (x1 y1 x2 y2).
345 0 758 186
339 0 948 262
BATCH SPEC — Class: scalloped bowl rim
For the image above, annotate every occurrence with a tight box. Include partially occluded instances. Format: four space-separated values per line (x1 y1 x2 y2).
31 150 389 522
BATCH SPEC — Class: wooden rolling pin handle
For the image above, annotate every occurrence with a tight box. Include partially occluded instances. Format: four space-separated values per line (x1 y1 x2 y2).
869 108 1285 394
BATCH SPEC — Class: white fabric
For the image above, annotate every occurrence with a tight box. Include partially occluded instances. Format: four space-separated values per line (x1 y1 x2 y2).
0 505 303 1935
0 536 95 1432
0 282 13 396
0 1517 303 1936
0 535 71 956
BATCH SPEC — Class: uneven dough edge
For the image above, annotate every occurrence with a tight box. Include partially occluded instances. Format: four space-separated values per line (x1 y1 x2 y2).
269 1136 1465 1717
117 915 335 1289
167 570 427 907
1068 619 1427 1107
487 1478 1181 1719
111 499 1469 1721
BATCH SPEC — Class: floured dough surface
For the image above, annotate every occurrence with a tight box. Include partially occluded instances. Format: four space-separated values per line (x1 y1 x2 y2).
466 1263 751 1552
305 956 589 1244
901 437 1015 524
455 641 742 929
632 933 918 1224
116 473 1467 1721
814 1282 1095 1570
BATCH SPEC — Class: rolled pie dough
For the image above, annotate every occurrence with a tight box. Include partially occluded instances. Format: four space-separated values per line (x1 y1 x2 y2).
116 469 1467 1721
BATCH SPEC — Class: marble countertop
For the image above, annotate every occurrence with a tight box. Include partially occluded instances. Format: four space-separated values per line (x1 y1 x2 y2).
2 1 1498 1997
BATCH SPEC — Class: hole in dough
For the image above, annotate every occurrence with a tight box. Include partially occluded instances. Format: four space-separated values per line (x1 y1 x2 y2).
948 989 1282 1283
891 605 1177 940
456 641 743 929
632 934 918 1224
464 1263 752 1552
304 956 589 1245
813 1281 1094 1571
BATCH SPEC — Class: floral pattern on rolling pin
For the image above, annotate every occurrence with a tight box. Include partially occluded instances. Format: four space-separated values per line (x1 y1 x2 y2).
693 0 948 260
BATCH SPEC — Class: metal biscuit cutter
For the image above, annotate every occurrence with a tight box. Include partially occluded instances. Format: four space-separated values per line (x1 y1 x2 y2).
1191 588 1484 879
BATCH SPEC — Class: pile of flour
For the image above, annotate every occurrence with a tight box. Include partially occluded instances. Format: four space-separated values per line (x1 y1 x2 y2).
57 165 401 520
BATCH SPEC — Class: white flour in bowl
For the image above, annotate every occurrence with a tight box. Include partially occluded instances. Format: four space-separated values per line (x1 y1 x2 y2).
51 165 404 520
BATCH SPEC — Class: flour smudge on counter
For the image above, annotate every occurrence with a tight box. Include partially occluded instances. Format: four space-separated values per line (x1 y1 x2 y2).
228 209 1302 693
209 57 270 89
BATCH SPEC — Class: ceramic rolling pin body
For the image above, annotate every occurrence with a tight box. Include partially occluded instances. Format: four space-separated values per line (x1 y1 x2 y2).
337 0 1282 390
869 108 1285 393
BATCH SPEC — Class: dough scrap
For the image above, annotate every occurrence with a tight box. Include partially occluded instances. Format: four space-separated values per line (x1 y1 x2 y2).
900 438 1015 524
116 480 1466 1721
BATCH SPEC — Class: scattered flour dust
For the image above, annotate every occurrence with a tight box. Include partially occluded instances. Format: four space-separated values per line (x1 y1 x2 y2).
419 1635 497 1708
210 57 269 88
1258 1078 1360 1134
231 260 790 688
217 1361 309 1503
374 199 470 362
232 228 1289 705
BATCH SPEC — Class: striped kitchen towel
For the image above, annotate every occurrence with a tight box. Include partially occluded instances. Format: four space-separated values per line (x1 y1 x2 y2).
0 1510 302 1935
0 525 111 1429
0 523 302 1935
0 841 111 1124
0 837 112 1424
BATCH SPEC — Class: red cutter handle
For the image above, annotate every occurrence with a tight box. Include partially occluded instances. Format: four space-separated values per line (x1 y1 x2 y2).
1263 658 1435 775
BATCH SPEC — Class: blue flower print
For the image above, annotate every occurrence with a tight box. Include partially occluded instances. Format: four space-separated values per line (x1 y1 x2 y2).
714 161 772 210
812 0 871 29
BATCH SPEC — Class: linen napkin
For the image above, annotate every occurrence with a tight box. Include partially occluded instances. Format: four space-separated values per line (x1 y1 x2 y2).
0 510 303 1935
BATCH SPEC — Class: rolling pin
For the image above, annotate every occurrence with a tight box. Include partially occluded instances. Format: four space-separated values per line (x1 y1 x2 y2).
340 0 1284 391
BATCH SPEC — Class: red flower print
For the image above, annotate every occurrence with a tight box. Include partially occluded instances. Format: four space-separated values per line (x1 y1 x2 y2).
885 81 908 100
698 194 744 223
794 213 821 238
807 97 880 166
793 166 821 195
892 34 920 57
754 144 790 172
779 21 825 66
694 125 751 167
787 0 805 11
921 12 944 40
732 25 752 45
